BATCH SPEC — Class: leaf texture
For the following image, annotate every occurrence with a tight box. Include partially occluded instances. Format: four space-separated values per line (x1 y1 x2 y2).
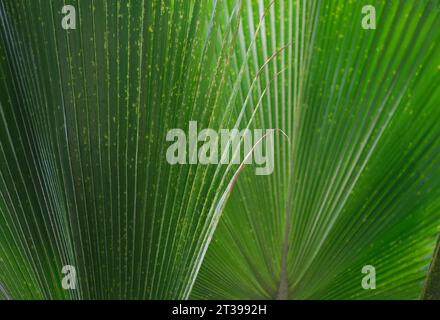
0 0 439 300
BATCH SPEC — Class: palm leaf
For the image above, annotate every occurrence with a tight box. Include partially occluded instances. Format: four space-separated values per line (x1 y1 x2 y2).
191 0 440 299
0 0 439 300
0 0 244 299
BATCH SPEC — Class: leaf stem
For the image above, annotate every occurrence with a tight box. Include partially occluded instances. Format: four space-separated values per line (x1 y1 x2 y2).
422 234 440 300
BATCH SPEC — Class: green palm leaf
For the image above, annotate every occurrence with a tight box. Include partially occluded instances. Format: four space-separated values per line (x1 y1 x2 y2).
192 0 440 300
0 0 439 300
0 0 243 299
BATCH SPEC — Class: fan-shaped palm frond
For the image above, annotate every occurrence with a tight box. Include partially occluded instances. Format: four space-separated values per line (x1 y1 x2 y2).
0 0 439 300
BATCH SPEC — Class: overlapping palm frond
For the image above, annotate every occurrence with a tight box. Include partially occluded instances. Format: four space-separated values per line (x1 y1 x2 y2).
0 0 439 300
